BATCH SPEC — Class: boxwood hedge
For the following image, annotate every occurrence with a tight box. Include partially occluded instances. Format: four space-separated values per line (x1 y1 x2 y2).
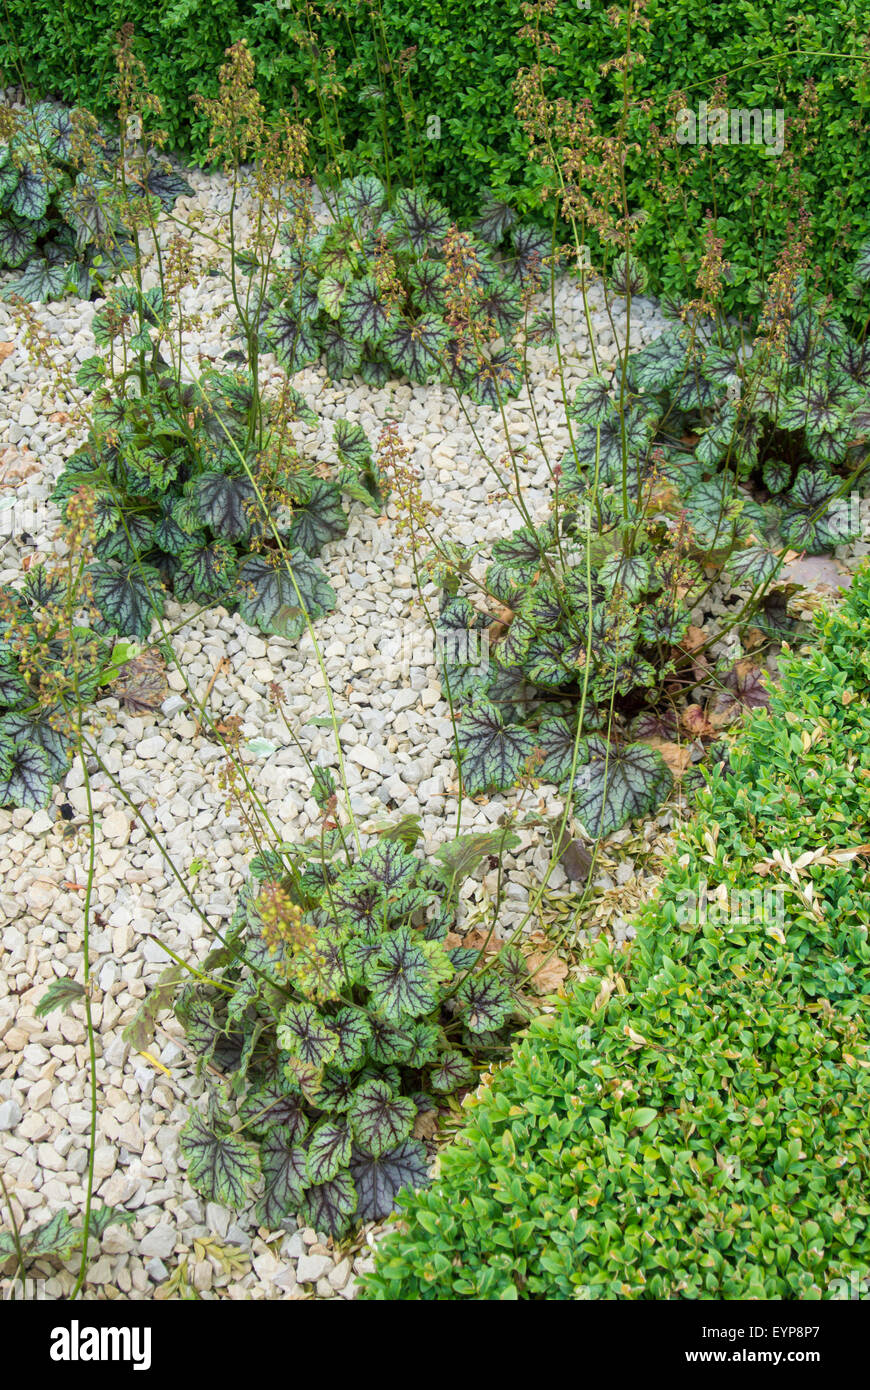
361 563 870 1299
0 2 867 313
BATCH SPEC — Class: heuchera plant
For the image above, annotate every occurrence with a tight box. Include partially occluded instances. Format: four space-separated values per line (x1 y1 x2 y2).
50 287 382 642
0 99 191 301
435 251 870 836
256 175 553 400
618 267 870 557
174 821 532 1236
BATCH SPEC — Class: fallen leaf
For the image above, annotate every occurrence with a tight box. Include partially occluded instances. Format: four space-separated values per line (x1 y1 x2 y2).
111 648 168 713
644 737 691 779
555 834 594 883
683 624 706 651
713 659 769 720
682 703 714 737
525 950 569 994
49 410 70 424
0 342 14 363
412 1109 439 1141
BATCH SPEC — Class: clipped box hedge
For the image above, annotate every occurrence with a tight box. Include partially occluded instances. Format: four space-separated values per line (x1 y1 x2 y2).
361 564 870 1300
0 2 867 312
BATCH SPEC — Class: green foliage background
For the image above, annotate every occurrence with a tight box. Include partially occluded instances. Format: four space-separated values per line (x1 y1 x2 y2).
0 1 867 310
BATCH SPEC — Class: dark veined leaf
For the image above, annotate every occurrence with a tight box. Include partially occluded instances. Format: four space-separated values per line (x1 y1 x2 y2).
266 309 319 371
779 469 857 551
257 1129 309 1227
276 1000 338 1069
364 926 439 1022
725 545 782 590
0 1209 77 1262
21 562 66 609
75 355 106 392
287 479 348 555
35 977 85 1018
348 1079 415 1158
237 1080 309 1140
571 736 672 839
630 709 677 741
473 198 516 245
478 283 523 336
321 320 363 378
100 512 156 564
352 838 423 904
311 764 337 811
4 257 69 302
0 661 29 705
174 539 238 603
566 409 652 485
334 173 387 228
533 714 582 785
82 1205 136 1240
358 352 392 387
236 550 336 638
144 160 194 210
333 418 373 472
714 661 770 717
330 1006 373 1073
10 161 50 220
179 1108 260 1209
853 238 870 285
429 1049 474 1093
0 213 37 269
609 252 648 296
762 459 792 495
306 1119 352 1184
0 738 52 810
455 971 513 1033
598 552 651 600
491 523 554 581
296 1171 358 1237
390 187 451 253
682 479 767 550
456 699 537 795
342 275 393 344
626 327 688 393
366 1017 416 1067
404 1020 442 1068
153 510 192 557
407 259 446 311
506 223 552 287
349 1139 429 1221
90 560 165 639
194 471 257 541
695 405 739 466
570 374 614 425
382 315 449 381
469 349 523 407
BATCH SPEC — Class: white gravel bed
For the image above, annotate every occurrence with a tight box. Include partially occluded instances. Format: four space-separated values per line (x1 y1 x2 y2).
0 164 864 1300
